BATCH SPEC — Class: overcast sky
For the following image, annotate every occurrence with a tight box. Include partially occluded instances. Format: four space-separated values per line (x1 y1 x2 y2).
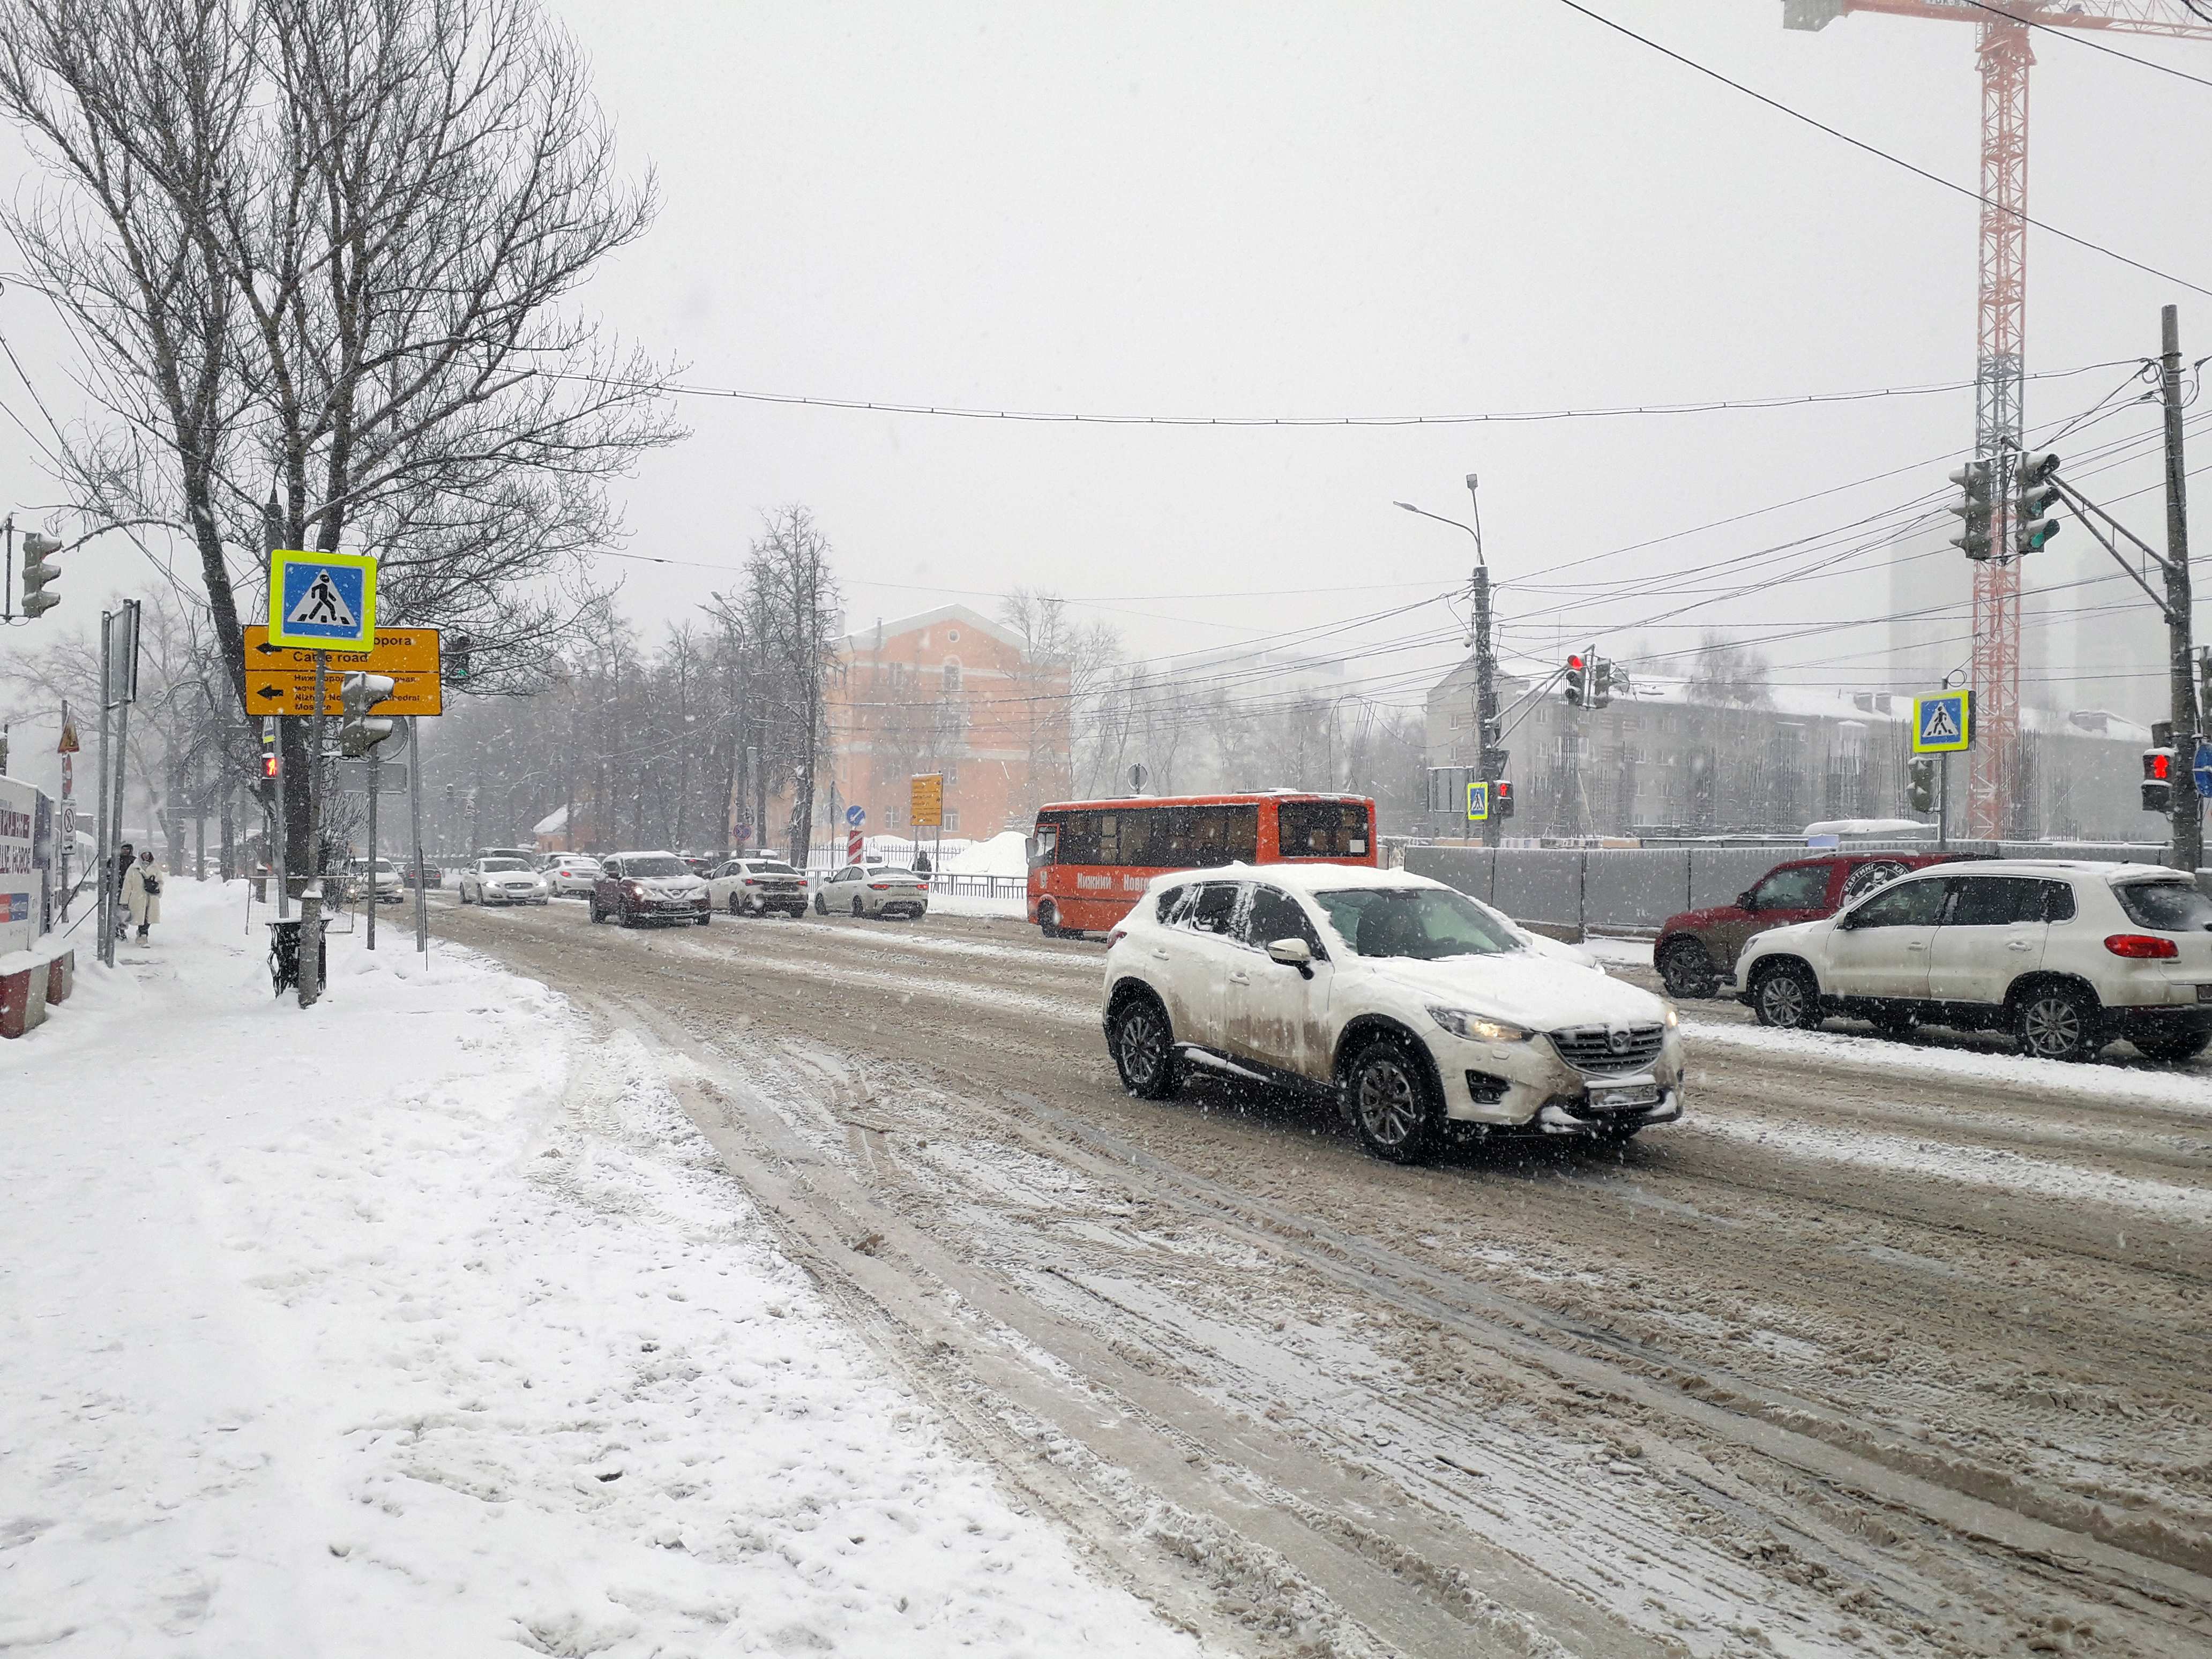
7 0 2211 716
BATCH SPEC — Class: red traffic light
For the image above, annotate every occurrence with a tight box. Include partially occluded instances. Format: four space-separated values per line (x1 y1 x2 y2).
1567 654 1585 670
261 754 280 779
2144 748 2174 781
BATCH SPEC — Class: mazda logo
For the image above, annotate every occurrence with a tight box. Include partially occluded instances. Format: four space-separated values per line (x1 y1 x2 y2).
1606 1028 1632 1053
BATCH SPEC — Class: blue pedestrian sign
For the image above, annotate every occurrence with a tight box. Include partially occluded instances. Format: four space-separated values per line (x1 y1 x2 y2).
2195 742 2212 798
1466 780 1491 823
845 804 865 827
268 550 378 650
1911 689 1974 754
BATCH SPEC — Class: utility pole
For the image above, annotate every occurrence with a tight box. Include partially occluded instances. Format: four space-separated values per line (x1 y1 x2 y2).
298 652 329 1007
1467 474 1503 849
2161 304 2201 874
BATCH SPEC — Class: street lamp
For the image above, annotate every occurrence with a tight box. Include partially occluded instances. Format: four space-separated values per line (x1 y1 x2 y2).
1395 488 1503 845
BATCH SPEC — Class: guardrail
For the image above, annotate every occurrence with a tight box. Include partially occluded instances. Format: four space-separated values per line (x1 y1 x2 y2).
923 873 1027 900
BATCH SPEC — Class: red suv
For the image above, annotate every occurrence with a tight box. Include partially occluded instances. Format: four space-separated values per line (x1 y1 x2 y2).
1655 853 1963 999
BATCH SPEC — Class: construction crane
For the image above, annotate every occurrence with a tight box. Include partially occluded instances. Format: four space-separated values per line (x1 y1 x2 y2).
1783 1 2212 839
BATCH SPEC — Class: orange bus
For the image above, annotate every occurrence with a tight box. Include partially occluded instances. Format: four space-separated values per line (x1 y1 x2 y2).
1026 792 1378 937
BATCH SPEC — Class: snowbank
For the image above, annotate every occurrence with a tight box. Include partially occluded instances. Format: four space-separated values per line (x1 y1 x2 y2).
0 879 1196 1656
944 829 1029 880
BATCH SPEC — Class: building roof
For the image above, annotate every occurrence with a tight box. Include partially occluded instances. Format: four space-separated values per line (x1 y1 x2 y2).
833 602 1027 657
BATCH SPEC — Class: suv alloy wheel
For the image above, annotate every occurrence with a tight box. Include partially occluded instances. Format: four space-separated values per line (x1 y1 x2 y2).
1108 992 1178 1100
2014 983 2098 1063
1751 961 1820 1030
1658 939 1718 999
1343 1036 1440 1164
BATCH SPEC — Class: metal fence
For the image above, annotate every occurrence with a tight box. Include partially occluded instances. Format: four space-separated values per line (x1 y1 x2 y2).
1407 840 2201 938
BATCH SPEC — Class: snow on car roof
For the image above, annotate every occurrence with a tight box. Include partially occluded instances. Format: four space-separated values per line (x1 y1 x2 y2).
1142 861 1443 898
1920 858 2183 883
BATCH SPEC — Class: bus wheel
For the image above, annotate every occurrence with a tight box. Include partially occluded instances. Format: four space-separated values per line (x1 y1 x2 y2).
1038 901 1065 940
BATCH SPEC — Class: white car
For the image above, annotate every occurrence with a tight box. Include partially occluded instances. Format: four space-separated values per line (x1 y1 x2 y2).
1101 864 1684 1163
540 853 603 897
814 864 930 920
1734 859 2212 1063
709 856 809 917
343 857 404 905
458 855 549 906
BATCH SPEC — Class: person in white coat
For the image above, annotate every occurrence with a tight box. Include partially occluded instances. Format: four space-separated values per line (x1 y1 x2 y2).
123 849 163 944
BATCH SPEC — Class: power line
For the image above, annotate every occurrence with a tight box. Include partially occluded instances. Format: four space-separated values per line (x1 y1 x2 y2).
554 358 2136 430
1550 0 2212 300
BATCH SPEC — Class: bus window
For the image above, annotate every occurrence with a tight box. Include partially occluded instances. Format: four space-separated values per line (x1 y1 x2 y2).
1277 801 1370 858
1029 825 1059 868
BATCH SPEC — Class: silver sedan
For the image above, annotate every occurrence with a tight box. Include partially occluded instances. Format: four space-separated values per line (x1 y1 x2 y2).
459 857 550 906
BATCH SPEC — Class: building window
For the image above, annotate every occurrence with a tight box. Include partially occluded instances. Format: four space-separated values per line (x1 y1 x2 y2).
944 808 960 833
947 628 960 642
944 763 960 787
943 658 962 693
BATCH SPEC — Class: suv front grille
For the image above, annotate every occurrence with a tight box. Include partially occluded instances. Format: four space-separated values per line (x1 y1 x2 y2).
1548 1023 1665 1076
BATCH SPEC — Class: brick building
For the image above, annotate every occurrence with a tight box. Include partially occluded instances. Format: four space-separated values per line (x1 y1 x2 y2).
826 604 1071 840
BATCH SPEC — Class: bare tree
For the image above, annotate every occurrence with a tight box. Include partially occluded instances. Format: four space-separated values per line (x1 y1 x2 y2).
1684 630 1775 709
745 507 841 865
997 587 1122 809
0 0 679 882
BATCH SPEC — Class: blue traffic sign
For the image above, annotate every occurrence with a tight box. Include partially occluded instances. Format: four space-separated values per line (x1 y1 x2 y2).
845 804 865 827
1911 689 1973 754
2195 742 2212 798
267 549 377 649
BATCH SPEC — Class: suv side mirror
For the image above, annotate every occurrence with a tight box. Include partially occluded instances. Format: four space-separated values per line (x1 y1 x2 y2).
1736 891 1757 911
1266 937 1314 977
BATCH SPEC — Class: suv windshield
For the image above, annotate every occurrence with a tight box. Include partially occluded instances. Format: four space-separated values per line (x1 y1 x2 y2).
481 857 531 872
1315 887 1523 960
2116 880 2212 932
623 855 689 878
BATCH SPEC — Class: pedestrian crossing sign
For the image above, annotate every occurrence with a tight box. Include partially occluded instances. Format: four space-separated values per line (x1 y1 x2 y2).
268 549 377 650
1911 689 1974 754
1466 780 1491 822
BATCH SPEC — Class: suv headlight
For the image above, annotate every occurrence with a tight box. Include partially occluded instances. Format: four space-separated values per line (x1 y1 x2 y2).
1427 1006 1530 1043
1663 1002 1680 1029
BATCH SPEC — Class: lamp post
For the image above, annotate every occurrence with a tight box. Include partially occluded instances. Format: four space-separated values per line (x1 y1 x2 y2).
1396 482 1501 846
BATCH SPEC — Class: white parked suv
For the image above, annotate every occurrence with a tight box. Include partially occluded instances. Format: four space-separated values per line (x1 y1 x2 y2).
1734 860 2212 1062
1101 865 1684 1163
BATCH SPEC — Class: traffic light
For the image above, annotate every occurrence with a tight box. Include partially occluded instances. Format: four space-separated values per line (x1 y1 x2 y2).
2143 747 2174 814
1563 654 1586 707
259 720 280 781
19 531 61 618
2014 450 2062 555
445 631 472 683
1590 656 1615 710
1947 460 1993 562
1492 780 1514 820
1907 754 1937 814
339 671 397 758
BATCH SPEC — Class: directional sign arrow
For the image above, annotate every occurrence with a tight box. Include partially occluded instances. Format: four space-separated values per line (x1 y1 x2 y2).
255 640 286 655
254 685 285 701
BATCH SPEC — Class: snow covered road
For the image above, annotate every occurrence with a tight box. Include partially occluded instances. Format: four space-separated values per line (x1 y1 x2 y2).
0 883 1204 1657
422 894 2212 1659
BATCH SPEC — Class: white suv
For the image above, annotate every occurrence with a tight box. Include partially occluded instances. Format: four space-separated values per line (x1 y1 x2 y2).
1100 865 1684 1162
1735 860 2212 1062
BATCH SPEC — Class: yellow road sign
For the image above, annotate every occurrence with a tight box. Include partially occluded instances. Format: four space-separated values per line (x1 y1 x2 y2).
243 625 443 716
909 773 944 828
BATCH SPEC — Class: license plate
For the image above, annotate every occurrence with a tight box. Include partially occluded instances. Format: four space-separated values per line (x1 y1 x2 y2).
2198 984 2212 1005
1588 1083 1660 1111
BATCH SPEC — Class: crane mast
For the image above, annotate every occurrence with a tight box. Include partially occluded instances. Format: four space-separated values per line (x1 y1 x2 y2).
1783 0 2212 839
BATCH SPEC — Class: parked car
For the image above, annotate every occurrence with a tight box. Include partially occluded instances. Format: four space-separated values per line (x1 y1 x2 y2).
709 856 809 917
1102 865 1684 1163
1654 851 1963 999
592 851 711 926
1735 860 2212 1062
459 855 550 906
342 857 405 905
540 853 603 897
813 864 929 920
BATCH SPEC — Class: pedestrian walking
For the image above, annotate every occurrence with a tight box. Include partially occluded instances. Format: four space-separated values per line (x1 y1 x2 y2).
123 848 163 944
914 848 933 877
113 841 134 939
